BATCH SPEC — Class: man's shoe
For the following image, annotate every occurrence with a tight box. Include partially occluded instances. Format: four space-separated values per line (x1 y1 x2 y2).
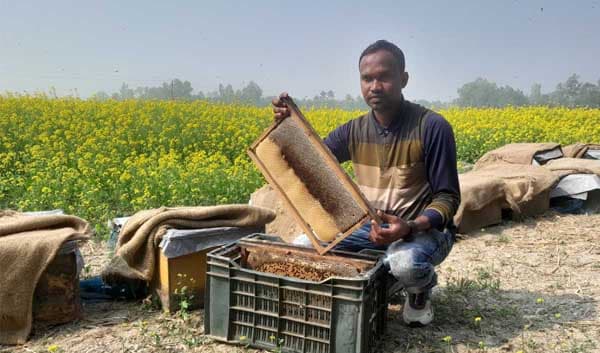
402 291 433 327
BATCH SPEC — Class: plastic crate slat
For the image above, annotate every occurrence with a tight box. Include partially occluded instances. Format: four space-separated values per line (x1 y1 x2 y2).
279 315 331 329
205 271 230 279
232 290 258 296
280 330 331 345
280 301 333 312
232 306 279 317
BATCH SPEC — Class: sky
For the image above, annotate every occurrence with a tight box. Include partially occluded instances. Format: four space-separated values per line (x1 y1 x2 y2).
1 0 599 101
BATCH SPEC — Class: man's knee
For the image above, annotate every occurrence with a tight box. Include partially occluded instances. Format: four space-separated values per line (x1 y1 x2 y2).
386 251 435 290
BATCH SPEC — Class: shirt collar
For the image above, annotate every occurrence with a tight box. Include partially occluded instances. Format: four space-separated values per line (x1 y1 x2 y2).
369 96 406 137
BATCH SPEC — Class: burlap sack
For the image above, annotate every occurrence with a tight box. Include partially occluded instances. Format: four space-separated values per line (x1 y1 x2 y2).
544 158 600 179
101 205 275 284
562 143 600 158
454 171 517 233
0 211 91 345
474 143 562 169
250 184 304 243
472 163 559 218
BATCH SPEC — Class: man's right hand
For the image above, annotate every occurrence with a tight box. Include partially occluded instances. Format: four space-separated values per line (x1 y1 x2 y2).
272 92 291 121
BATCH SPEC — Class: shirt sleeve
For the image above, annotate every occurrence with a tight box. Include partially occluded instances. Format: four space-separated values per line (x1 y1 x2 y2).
421 113 461 230
323 121 351 163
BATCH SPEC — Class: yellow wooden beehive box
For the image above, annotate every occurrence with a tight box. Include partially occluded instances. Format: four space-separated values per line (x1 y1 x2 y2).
110 218 263 311
151 226 264 311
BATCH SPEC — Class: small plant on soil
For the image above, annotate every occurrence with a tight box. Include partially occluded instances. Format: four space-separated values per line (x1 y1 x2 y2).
239 335 251 348
174 273 196 320
47 344 63 353
497 234 511 243
441 335 454 353
472 316 483 333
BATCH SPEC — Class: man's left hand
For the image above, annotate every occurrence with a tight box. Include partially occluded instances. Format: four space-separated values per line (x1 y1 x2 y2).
368 211 411 246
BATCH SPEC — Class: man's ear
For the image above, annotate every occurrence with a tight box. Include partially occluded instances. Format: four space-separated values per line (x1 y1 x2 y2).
400 71 409 89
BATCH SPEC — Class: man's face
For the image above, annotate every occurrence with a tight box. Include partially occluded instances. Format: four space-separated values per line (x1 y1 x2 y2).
359 50 408 112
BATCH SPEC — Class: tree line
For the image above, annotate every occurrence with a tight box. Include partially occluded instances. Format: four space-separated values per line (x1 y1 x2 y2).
449 74 600 108
91 80 368 110
91 74 600 109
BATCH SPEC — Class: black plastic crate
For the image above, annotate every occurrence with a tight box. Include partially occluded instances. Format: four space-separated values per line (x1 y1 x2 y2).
205 234 388 353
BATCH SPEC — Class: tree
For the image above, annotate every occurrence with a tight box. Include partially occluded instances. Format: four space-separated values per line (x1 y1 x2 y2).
529 83 544 105
456 78 529 107
195 91 206 100
498 85 529 106
576 82 600 107
456 78 499 107
172 79 193 100
218 84 235 102
239 81 263 105
91 91 110 101
118 83 135 100
549 74 600 107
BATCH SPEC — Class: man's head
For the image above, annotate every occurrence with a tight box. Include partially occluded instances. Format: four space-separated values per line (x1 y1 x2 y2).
358 40 408 112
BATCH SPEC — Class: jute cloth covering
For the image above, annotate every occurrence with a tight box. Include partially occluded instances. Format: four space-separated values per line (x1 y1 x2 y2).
562 143 600 158
0 211 91 345
474 143 561 169
544 158 600 179
101 205 275 284
250 184 304 243
466 163 559 218
453 171 517 230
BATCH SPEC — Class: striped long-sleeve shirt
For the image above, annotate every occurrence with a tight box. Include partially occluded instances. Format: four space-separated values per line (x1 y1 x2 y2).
323 98 460 230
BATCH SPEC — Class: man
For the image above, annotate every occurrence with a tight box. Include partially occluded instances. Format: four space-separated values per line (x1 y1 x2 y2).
272 39 460 327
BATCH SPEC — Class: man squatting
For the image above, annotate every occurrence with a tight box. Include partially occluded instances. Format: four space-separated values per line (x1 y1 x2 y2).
272 39 460 326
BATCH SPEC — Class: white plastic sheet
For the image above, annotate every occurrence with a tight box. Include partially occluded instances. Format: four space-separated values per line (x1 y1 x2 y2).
159 226 263 258
550 174 600 199
109 217 263 259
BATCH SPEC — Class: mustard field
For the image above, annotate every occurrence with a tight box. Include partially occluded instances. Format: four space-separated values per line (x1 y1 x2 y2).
1 97 598 236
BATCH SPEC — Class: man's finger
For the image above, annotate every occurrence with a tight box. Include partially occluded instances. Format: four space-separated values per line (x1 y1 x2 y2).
273 109 289 121
376 227 395 237
368 230 381 244
368 224 377 241
272 92 289 107
371 219 381 233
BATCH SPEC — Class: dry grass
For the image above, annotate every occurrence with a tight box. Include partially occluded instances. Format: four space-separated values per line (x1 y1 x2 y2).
2 212 599 353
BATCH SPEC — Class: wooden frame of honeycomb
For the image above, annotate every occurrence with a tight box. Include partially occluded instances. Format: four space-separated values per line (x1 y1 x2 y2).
247 97 381 255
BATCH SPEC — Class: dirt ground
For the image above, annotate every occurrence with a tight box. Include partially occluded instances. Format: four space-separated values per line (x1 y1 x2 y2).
2 212 599 353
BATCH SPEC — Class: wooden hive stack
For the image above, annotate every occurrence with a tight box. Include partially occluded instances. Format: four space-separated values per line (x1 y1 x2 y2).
32 241 81 326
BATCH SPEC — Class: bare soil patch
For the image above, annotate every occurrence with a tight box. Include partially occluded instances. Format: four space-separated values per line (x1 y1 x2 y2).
2 212 599 353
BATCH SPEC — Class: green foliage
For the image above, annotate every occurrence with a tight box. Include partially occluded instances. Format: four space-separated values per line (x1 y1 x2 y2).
456 78 529 107
455 74 600 108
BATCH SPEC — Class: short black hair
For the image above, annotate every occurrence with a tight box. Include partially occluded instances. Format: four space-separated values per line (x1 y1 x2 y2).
359 40 406 72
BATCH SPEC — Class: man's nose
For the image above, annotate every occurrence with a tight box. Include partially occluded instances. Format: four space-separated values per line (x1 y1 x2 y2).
371 79 383 91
